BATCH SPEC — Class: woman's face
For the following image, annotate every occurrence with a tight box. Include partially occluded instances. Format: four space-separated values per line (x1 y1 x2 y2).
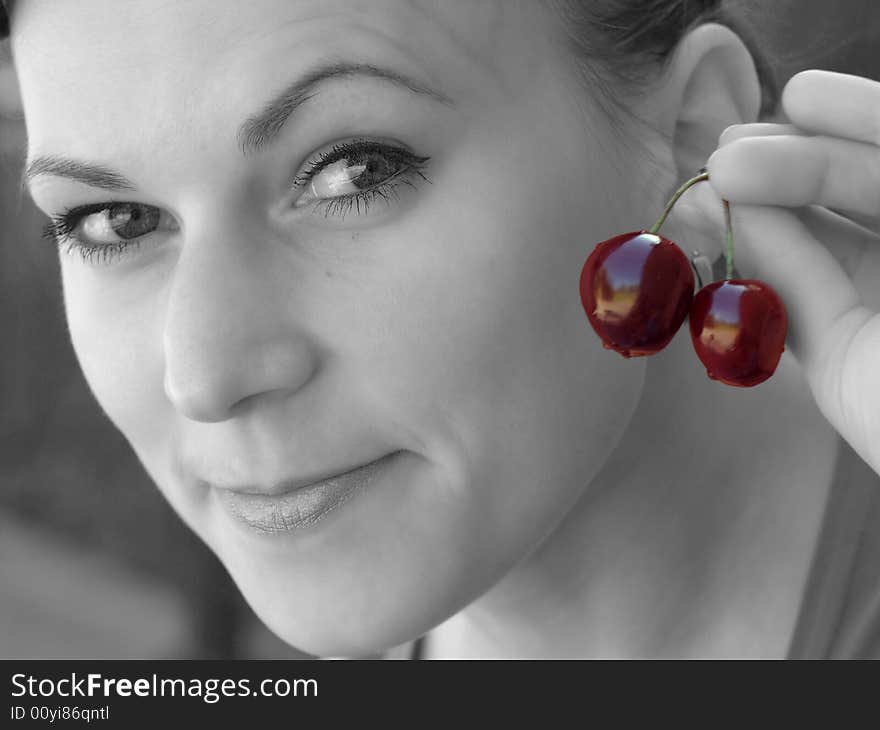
13 0 657 654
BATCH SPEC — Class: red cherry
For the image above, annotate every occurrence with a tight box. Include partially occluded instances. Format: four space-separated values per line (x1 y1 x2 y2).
689 279 788 387
579 231 695 358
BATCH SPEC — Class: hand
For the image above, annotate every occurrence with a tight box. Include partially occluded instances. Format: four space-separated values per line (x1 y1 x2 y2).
682 70 880 475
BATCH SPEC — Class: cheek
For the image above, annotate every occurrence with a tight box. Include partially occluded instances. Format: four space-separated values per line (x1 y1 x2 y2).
60 263 172 479
353 118 647 563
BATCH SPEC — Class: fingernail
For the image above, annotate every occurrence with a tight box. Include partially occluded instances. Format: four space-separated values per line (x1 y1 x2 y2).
706 143 733 174
718 124 742 146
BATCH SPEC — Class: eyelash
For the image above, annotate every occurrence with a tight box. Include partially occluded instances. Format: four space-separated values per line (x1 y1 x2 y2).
41 202 145 265
42 139 431 265
294 139 430 219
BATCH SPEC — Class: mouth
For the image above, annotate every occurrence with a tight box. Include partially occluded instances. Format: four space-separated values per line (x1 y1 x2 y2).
208 451 403 535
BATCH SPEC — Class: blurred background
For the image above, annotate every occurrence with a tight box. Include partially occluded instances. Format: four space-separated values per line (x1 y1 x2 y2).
1 1 878 659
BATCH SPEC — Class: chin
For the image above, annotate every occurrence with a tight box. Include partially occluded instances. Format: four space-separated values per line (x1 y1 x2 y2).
234 578 437 658
187 450 485 658
263 608 407 659
215 522 498 658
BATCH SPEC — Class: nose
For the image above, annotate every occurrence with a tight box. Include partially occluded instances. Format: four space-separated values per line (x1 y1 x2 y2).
162 226 319 423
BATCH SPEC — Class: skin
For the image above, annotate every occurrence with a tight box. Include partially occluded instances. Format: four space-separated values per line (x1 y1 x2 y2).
10 0 880 657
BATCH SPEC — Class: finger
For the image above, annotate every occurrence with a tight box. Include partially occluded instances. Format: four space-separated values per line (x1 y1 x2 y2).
732 206 880 474
718 122 806 146
824 206 880 236
797 208 880 313
721 203 870 374
791 205 877 279
715 123 880 233
678 185 877 287
782 69 880 146
706 134 880 233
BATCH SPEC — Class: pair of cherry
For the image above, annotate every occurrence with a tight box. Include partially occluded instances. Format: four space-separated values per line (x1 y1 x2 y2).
579 171 788 387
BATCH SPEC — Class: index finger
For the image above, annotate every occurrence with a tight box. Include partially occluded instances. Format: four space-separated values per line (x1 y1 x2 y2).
782 70 880 146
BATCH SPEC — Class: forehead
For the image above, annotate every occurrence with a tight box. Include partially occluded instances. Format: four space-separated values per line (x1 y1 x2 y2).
12 0 563 159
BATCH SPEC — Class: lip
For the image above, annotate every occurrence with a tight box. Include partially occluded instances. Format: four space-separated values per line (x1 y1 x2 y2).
209 451 402 534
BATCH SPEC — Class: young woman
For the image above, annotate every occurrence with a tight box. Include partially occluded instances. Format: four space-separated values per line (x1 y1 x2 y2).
4 0 880 658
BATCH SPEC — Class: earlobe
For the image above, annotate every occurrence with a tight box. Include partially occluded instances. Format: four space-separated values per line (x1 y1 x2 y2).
661 22 763 180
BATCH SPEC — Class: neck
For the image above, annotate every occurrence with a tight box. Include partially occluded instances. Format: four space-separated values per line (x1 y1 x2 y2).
428 329 838 658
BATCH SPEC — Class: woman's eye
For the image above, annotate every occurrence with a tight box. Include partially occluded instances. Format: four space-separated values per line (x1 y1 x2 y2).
293 139 430 218
42 202 176 265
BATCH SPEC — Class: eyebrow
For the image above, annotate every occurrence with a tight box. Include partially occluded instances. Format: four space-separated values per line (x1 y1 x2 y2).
20 157 136 196
22 61 452 193
238 61 451 154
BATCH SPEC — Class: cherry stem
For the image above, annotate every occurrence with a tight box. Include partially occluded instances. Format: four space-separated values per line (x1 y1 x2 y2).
723 199 735 280
647 170 710 235
690 251 705 289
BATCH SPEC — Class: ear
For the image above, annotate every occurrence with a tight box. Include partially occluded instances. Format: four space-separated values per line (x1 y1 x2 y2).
653 22 762 181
